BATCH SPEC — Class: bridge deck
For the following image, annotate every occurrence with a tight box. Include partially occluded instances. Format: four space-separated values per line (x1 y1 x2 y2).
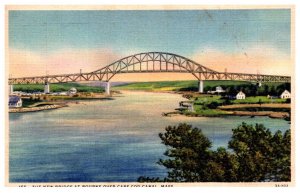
8 52 291 84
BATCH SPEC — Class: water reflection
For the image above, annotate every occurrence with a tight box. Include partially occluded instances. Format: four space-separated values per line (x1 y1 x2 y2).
9 91 290 182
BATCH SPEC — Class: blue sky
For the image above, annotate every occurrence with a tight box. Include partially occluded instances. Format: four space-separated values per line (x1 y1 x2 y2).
9 9 291 56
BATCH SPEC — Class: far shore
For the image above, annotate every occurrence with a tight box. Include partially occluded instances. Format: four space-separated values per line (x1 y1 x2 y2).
9 90 291 120
9 104 67 113
9 93 117 113
162 110 289 120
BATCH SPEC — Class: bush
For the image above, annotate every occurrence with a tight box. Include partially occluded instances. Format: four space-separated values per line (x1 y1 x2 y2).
138 123 291 182
206 101 220 109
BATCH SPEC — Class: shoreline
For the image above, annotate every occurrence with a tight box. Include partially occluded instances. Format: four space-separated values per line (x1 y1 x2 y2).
9 94 116 113
162 111 289 120
10 90 291 120
9 104 67 113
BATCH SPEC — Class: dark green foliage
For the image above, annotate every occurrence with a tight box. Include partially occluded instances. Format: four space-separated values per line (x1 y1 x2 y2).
137 176 162 182
138 123 291 182
115 80 290 96
228 123 291 182
205 101 220 109
13 83 104 93
285 98 291 103
205 147 239 182
158 123 212 182
22 98 42 107
220 83 291 97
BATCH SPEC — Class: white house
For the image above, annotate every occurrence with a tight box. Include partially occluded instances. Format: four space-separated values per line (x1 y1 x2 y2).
9 95 22 108
236 91 246 100
215 86 225 93
68 87 77 95
208 86 225 94
280 90 291 99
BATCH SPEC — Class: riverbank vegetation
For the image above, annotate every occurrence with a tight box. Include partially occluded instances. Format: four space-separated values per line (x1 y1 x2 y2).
115 81 291 119
113 80 246 91
113 80 290 95
13 83 104 93
138 123 291 182
176 94 290 118
20 92 112 108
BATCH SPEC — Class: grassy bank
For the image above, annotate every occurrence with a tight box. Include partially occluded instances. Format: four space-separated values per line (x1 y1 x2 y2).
113 80 287 92
113 80 252 91
14 83 104 93
231 96 286 104
190 95 290 117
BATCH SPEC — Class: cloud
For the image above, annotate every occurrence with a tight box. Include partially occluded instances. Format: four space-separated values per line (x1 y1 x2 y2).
9 45 292 82
8 48 197 81
191 45 292 76
9 48 121 77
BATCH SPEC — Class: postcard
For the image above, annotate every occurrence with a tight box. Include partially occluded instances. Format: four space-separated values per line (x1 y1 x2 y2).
5 5 295 187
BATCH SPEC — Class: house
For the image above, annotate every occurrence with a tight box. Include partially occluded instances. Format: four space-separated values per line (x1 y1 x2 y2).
236 91 246 100
215 86 225 93
208 86 225 94
68 87 77 95
9 95 22 108
280 90 291 99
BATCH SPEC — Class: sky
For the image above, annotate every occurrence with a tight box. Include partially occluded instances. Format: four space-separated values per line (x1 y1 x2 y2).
8 9 292 81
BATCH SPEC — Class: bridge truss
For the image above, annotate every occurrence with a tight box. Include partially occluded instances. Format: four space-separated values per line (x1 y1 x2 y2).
8 52 291 84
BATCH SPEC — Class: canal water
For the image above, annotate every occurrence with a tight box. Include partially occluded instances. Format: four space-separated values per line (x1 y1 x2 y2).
9 91 290 182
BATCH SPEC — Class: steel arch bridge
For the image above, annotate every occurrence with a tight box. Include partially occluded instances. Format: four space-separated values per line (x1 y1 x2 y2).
8 51 291 85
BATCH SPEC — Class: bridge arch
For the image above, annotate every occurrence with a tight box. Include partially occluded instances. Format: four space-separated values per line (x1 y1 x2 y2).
8 51 291 86
91 52 217 81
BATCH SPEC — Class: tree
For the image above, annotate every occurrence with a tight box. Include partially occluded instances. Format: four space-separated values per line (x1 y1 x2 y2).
138 123 238 182
228 123 291 182
205 147 239 182
157 123 212 182
269 129 291 181
138 123 291 182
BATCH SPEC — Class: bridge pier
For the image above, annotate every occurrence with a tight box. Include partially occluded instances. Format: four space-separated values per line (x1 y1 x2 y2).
9 84 13 94
44 83 50 94
198 80 204 93
105 81 110 95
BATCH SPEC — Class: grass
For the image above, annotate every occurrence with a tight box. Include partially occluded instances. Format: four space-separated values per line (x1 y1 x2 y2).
13 83 104 93
191 95 226 116
192 107 231 116
190 94 289 116
231 96 286 104
193 95 223 104
113 80 251 91
113 80 195 91
22 98 41 107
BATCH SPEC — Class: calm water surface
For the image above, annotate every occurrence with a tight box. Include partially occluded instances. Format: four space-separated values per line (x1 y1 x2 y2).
9 91 290 182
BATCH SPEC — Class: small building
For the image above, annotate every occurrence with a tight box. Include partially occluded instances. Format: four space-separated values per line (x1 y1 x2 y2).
9 95 22 108
236 91 246 100
280 90 291 99
179 101 194 112
68 87 77 95
208 86 225 94
215 86 225 93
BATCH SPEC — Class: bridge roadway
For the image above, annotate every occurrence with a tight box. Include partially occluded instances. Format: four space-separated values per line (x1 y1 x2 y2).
8 52 291 94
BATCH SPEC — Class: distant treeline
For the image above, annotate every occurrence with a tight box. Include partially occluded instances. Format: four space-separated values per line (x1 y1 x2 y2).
175 81 290 96
13 83 104 93
205 83 291 96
